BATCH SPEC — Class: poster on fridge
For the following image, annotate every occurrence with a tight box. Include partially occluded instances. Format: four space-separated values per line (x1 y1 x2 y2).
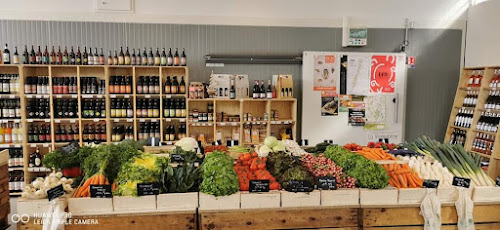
313 54 338 91
370 55 396 93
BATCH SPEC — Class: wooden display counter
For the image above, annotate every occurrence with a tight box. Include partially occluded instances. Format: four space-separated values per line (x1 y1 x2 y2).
0 149 10 230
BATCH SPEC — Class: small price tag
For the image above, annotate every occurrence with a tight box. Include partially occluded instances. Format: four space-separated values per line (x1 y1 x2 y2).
124 95 130 98
452 176 471 188
145 95 151 98
496 177 500 187
250 180 270 193
36 95 41 99
47 184 65 201
423 179 440 188
137 182 159 196
90 185 112 198
317 177 337 190
165 118 171 122
93 119 99 122
165 95 171 98
285 180 313 192
110 95 116 98
170 154 185 163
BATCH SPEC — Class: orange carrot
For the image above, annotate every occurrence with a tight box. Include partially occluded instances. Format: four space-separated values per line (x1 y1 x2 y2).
394 168 410 175
398 174 407 188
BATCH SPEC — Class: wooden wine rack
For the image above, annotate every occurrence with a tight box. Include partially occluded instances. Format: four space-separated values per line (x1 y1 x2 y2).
0 64 297 191
445 66 500 179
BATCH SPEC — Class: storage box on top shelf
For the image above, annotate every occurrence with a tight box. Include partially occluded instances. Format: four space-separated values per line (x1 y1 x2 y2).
320 188 359 206
68 197 113 215
199 192 240 210
398 188 429 204
359 187 398 206
437 186 472 204
17 198 68 217
112 195 156 213
157 192 199 211
272 75 294 99
240 191 281 209
209 74 231 99
280 190 320 208
234 74 249 99
472 186 500 203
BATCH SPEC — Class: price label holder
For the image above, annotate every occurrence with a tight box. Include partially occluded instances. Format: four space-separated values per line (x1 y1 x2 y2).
452 176 471 188
423 179 440 188
47 184 65 201
137 182 159 196
317 177 337 190
285 180 313 192
170 154 185 163
90 185 112 198
496 177 500 187
249 180 270 193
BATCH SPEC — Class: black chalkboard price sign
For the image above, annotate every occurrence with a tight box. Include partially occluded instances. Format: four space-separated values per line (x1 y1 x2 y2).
249 180 270 193
285 180 313 192
47 184 65 201
317 177 337 190
496 177 500 187
422 179 440 188
452 176 471 188
90 185 112 198
170 154 185 163
137 182 160 196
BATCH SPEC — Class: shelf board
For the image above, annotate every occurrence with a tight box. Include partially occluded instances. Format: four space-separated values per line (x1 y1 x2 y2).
27 143 51 147
270 120 294 125
54 118 79 123
454 106 475 110
110 94 133 98
473 129 498 135
8 167 24 172
450 126 470 131
470 151 492 159
242 142 263 145
458 86 480 90
54 142 71 146
163 94 187 98
243 121 267 125
478 108 500 113
189 122 214 126
25 94 50 99
26 118 51 122
137 118 160 122
81 94 105 99
111 118 134 122
53 94 78 98
136 94 160 98
10 192 22 196
0 94 19 99
27 167 52 172
216 122 240 126
0 144 22 148
81 118 106 122
164 118 186 122
0 119 21 123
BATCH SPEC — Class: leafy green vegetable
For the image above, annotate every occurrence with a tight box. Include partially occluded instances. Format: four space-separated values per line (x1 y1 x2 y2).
43 150 80 170
114 154 169 196
281 165 314 189
266 152 298 181
161 146 201 193
200 151 239 196
324 145 389 189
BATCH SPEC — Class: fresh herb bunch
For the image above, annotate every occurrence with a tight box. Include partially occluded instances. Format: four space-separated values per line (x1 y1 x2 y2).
161 146 201 193
43 149 80 170
266 151 298 181
280 165 314 189
200 151 239 196
324 145 389 189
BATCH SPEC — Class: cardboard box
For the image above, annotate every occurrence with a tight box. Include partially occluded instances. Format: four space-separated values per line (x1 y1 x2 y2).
273 75 294 98
437 187 472 204
199 192 240 210
17 198 67 217
281 190 320 208
360 188 398 205
320 189 359 206
398 188 429 204
157 192 198 211
112 196 156 213
240 191 281 209
234 74 249 98
472 186 500 202
210 74 232 98
68 197 113 215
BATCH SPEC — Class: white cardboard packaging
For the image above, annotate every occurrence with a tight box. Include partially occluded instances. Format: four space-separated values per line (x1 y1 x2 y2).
280 190 321 208
157 192 199 211
17 198 67 217
360 188 398 206
472 186 500 202
67 197 113 215
398 188 428 204
320 189 359 206
112 195 156 213
199 192 240 210
240 191 281 209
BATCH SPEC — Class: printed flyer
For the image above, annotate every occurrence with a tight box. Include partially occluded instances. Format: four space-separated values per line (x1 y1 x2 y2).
314 54 338 91
339 95 351 112
348 108 366 126
347 54 370 95
370 55 396 93
320 91 338 116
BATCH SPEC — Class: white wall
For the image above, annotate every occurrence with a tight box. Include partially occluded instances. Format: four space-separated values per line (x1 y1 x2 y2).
465 0 500 67
0 0 470 29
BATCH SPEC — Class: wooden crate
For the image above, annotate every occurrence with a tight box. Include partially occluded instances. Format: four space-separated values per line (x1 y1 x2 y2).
67 197 114 215
360 188 398 206
199 207 358 230
472 186 500 202
199 192 240 211
17 198 67 217
281 190 321 208
398 188 428 204
157 192 198 211
320 189 359 206
112 196 156 213
240 191 281 209
437 187 472 204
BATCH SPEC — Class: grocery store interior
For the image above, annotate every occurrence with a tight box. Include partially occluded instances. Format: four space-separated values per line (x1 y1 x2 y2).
1 0 500 229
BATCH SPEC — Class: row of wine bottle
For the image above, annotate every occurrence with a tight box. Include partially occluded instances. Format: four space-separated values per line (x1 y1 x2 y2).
471 132 495 155
0 99 21 119
0 123 22 144
1 44 188 66
0 74 20 94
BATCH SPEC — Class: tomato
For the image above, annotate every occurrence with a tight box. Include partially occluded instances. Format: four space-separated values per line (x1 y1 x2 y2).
258 163 266 169
250 164 258 171
344 144 350 150
269 182 280 190
243 153 251 161
251 152 258 157
356 146 362 151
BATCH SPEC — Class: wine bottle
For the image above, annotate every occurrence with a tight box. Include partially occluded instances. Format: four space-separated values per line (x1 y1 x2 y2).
180 48 187 66
173 48 180 66
167 48 173 66
2 44 10 64
125 47 131 65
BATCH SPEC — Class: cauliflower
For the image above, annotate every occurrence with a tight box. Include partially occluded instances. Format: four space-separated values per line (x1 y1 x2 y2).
175 137 199 152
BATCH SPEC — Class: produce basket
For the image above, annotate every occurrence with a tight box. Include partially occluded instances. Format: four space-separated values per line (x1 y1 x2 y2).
113 195 157 213
360 187 398 206
280 190 320 208
320 188 359 206
157 192 199 211
240 191 281 209
199 192 240 210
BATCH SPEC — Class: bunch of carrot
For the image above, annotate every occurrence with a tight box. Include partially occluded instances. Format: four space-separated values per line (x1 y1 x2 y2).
74 173 117 197
382 163 423 188
355 148 398 161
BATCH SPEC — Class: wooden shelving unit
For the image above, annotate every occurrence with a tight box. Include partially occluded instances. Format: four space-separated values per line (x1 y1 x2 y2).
445 66 500 179
0 64 298 192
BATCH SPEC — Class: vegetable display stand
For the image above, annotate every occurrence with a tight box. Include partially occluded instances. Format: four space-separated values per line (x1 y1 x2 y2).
67 197 113 215
361 203 500 229
445 66 500 179
157 192 199 211
199 206 359 230
0 150 9 230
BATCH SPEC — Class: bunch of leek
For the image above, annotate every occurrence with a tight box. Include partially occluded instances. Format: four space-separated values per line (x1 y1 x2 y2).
405 136 494 186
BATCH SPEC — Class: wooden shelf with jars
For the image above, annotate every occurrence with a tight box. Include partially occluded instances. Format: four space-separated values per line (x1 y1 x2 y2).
445 66 500 179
